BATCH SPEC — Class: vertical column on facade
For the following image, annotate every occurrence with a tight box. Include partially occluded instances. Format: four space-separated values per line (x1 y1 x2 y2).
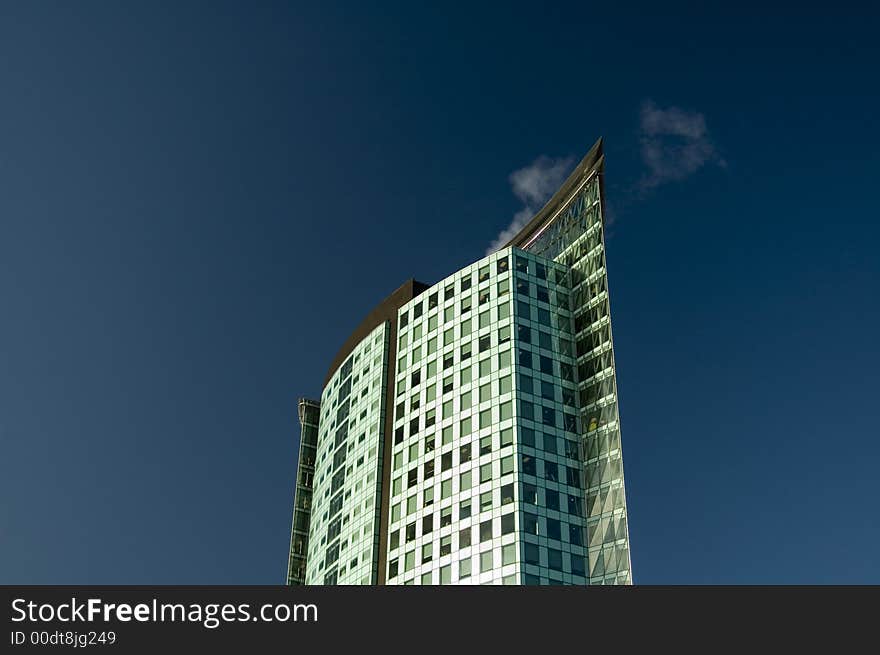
567 178 632 585
287 398 320 585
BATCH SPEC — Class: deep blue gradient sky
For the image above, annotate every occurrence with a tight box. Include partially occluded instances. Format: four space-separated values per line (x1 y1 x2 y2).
2 2 878 584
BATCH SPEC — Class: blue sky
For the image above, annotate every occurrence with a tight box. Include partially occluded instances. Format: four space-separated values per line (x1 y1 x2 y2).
1 2 878 583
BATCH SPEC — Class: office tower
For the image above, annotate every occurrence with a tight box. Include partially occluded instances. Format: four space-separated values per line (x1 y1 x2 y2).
287 139 632 585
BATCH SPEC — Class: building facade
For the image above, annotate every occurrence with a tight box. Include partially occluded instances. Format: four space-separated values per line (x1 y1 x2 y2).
286 139 632 585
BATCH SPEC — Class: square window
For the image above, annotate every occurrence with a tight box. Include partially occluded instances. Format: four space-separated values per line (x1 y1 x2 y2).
502 543 516 566
479 335 491 352
501 513 515 535
478 266 490 283
497 257 509 274
479 358 491 377
548 548 563 571
459 499 472 520
459 557 472 579
480 550 494 573
480 519 493 542
460 470 472 491
459 526 472 548
480 491 492 512
480 463 492 483
441 506 453 527
480 435 492 455
500 483 514 505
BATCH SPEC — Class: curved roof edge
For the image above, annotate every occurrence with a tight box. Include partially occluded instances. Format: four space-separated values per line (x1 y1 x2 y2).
503 137 605 250
323 279 429 388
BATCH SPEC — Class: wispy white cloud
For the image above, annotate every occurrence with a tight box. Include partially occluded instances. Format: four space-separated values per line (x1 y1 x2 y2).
486 155 574 255
638 100 724 190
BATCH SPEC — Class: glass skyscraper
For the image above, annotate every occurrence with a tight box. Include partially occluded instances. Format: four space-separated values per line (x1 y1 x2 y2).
287 139 632 585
